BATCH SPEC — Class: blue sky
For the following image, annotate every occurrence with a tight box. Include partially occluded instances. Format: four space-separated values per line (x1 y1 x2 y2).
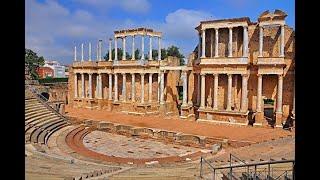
26 0 294 65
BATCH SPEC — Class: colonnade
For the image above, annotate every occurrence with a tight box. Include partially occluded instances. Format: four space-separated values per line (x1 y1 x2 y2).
259 25 285 57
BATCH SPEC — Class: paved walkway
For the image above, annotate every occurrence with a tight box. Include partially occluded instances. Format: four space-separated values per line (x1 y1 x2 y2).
65 106 294 143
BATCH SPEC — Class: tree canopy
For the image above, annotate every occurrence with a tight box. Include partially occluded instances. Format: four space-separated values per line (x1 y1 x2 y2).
25 48 45 80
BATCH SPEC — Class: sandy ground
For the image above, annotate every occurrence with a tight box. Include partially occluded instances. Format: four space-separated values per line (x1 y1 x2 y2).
65 106 294 143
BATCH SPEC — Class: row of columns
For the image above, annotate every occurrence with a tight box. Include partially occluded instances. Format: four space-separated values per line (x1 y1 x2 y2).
199 26 249 59
74 72 165 104
259 25 285 57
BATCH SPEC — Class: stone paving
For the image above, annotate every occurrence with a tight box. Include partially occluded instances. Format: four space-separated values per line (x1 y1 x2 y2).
83 130 202 159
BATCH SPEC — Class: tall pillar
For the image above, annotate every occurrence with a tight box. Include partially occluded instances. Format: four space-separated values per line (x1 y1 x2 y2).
89 42 92 61
257 74 263 112
228 27 233 57
141 35 145 60
99 40 102 61
140 73 145 103
96 74 99 98
74 46 77 61
276 74 283 113
213 74 219 110
160 71 165 104
81 43 84 62
108 38 112 61
198 34 201 59
243 26 248 57
197 73 201 105
259 26 263 57
98 73 102 99
214 28 219 57
81 73 85 98
114 73 118 102
280 25 285 57
201 30 206 58
157 73 160 102
108 73 113 100
131 73 135 102
132 36 135 60
182 71 188 106
88 73 93 99
158 37 161 60
96 43 99 61
74 73 78 98
149 36 152 60
122 37 126 60
200 73 206 108
210 30 214 57
114 38 118 61
226 74 233 111
240 74 248 112
148 73 153 103
122 73 126 102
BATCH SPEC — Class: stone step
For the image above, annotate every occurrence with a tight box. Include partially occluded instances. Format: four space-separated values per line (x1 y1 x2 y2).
30 119 65 143
25 111 55 120
25 106 48 113
38 121 68 144
25 113 57 125
25 116 61 131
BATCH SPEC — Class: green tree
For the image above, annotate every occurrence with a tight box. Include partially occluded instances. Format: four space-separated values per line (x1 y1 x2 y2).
166 45 185 65
104 48 130 60
25 48 45 80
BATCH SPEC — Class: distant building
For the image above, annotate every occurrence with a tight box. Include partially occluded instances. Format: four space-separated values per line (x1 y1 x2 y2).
37 67 54 78
43 60 66 78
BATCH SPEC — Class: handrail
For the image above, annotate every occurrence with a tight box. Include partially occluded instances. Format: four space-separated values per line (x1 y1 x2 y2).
213 159 294 170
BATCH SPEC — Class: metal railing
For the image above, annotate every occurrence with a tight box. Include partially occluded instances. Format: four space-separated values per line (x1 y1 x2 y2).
200 155 295 180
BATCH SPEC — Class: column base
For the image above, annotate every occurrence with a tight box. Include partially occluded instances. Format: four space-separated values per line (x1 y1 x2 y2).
275 112 283 127
255 111 265 124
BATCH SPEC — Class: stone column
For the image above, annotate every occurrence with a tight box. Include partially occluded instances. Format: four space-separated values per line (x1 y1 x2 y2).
96 43 99 61
132 36 135 60
109 38 112 61
182 71 188 106
257 74 263 112
74 73 78 98
200 73 206 108
99 40 102 61
243 26 248 57
98 73 102 99
201 30 206 58
96 74 99 98
81 73 85 98
276 74 283 113
114 38 118 61
122 73 126 102
89 42 92 61
122 37 126 60
140 73 145 103
157 73 160 102
228 27 233 57
280 25 285 57
226 74 232 111
240 74 248 112
149 36 152 60
81 43 84 62
213 74 219 110
148 73 153 103
131 73 135 102
214 28 219 57
160 71 165 104
108 73 113 100
114 73 118 102
158 37 161 60
74 46 77 61
259 26 263 57
210 30 214 57
198 34 201 59
141 35 145 60
88 73 93 99
197 73 201 105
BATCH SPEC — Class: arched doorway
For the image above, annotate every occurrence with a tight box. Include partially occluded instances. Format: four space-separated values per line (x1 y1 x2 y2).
40 92 49 101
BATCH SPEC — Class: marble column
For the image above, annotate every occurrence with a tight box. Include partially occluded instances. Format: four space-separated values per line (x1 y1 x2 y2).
226 74 232 111
210 30 214 58
182 71 188 106
213 74 219 110
157 73 160 102
276 74 283 113
98 73 102 99
89 42 92 61
201 30 206 58
96 43 99 61
108 73 113 100
122 73 126 102
197 73 201 105
280 25 285 57
96 74 99 98
114 38 118 61
132 36 135 60
74 46 77 61
88 73 93 99
198 34 201 59
259 26 263 57
240 74 248 112
149 36 152 60
114 73 118 102
99 40 102 61
141 35 145 60
243 26 248 57
74 73 78 98
122 37 126 60
160 71 165 104
228 27 233 57
257 74 263 112
141 73 145 103
200 73 206 108
148 73 153 103
214 28 219 57
131 73 135 102
81 73 85 98
81 43 84 62
158 37 161 60
109 38 112 61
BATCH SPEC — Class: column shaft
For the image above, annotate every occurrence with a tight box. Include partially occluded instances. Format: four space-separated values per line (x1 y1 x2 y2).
226 74 232 111
122 73 126 102
182 71 187 106
114 38 118 60
276 75 283 113
240 74 248 112
88 74 92 99
122 37 126 60
81 43 84 61
200 73 206 108
89 43 92 61
132 36 135 60
141 36 145 60
228 28 233 57
99 40 102 61
160 72 165 104
109 39 112 61
81 73 85 98
201 30 206 58
148 73 153 102
157 73 160 102
259 26 263 57
257 74 263 112
198 34 201 59
131 73 135 102
280 25 285 57
74 73 78 98
197 74 201 105
99 74 102 99
149 36 152 60
243 26 248 57
74 46 77 61
210 30 214 57
141 73 145 103
213 74 219 110
114 73 118 101
214 28 219 57
108 74 113 100
158 37 161 60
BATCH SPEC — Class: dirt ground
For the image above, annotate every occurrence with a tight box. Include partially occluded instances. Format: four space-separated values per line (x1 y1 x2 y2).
65 106 294 143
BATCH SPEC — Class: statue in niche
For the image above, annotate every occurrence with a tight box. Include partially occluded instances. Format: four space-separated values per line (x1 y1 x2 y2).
206 96 212 108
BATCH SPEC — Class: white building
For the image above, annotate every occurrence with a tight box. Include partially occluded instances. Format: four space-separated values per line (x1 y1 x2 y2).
43 60 66 78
